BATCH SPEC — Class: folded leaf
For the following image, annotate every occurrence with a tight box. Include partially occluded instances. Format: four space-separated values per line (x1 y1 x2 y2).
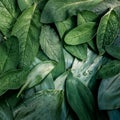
97 10 119 55
12 4 41 67
0 36 19 74
66 72 96 120
40 0 102 23
64 22 96 45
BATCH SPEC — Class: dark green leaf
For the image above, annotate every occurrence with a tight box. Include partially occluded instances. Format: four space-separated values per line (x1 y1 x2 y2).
105 45 120 60
0 69 29 96
40 0 102 23
0 101 13 120
0 37 19 74
98 60 120 79
12 4 41 67
66 72 96 120
64 22 96 45
96 10 119 55
98 73 120 109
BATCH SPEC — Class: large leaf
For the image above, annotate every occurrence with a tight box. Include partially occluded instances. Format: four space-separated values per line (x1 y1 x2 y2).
17 61 55 96
40 25 62 62
0 0 18 36
64 22 96 45
0 37 19 74
96 10 119 55
71 48 103 88
66 72 96 120
98 73 120 110
0 69 29 96
12 4 41 67
14 90 64 120
98 60 120 79
40 0 102 23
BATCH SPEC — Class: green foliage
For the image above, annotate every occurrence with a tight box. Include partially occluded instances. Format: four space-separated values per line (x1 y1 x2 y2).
0 0 120 119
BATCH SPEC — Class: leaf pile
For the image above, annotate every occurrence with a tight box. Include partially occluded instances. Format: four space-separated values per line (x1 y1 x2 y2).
0 0 120 120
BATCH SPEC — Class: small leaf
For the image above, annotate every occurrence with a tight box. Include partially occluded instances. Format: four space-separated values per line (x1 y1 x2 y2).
40 0 102 23
55 16 76 39
17 0 34 11
65 44 87 61
96 10 119 55
12 5 41 67
40 25 62 62
64 22 96 45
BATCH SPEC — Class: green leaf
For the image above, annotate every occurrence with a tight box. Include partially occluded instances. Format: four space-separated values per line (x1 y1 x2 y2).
14 90 64 120
54 71 68 90
40 25 62 62
40 0 102 23
0 69 29 96
17 0 34 11
24 73 54 99
63 49 74 69
64 22 96 45
66 72 96 120
98 73 120 110
98 60 120 79
65 44 87 61
0 37 19 74
0 0 19 36
17 61 56 96
12 4 41 67
55 17 76 39
96 10 119 55
0 101 13 120
77 11 98 25
105 45 120 60
71 48 103 87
